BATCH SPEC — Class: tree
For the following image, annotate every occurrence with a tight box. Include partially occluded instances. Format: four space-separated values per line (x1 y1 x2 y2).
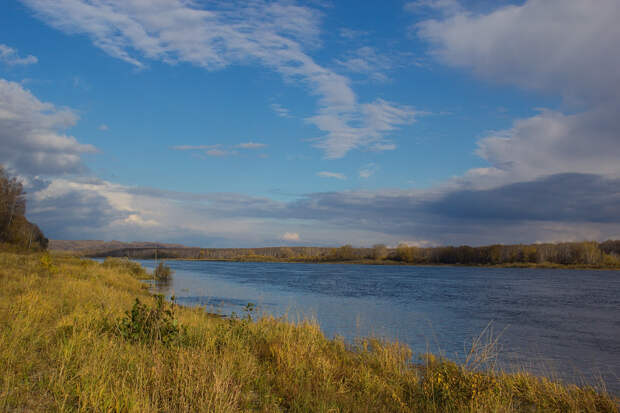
371 244 388 260
0 165 48 249
395 244 414 263
279 247 294 259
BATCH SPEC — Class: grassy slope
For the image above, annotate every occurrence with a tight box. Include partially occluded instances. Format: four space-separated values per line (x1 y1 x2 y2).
0 251 617 412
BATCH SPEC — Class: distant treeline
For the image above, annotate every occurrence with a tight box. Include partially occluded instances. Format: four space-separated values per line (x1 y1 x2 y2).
85 240 620 268
0 166 48 250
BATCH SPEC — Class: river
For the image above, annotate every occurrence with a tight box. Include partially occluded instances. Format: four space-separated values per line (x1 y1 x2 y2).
136 260 620 393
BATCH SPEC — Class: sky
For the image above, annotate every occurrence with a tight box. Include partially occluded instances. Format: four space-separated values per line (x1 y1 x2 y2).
1 0 619 247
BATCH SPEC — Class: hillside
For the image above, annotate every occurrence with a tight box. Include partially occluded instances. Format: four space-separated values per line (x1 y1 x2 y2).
49 239 189 253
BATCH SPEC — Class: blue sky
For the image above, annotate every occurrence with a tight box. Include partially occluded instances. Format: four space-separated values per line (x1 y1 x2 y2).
1 0 619 247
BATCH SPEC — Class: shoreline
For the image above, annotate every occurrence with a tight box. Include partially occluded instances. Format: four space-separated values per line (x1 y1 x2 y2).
104 256 620 271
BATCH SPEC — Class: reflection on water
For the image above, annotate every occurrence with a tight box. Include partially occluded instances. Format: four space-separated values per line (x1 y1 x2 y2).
137 259 620 393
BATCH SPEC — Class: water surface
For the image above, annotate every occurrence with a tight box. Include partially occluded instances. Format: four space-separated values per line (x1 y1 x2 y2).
137 260 620 393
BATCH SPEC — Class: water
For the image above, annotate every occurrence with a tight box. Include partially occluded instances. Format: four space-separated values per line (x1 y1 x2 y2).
137 260 620 393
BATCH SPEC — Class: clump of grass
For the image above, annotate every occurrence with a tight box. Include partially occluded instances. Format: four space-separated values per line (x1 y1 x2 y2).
102 256 150 279
0 250 617 412
153 261 173 280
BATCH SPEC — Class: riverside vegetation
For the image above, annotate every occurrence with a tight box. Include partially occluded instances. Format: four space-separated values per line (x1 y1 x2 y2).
58 240 620 270
0 249 618 412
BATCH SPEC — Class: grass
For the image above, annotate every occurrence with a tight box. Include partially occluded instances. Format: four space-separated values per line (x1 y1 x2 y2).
0 250 617 412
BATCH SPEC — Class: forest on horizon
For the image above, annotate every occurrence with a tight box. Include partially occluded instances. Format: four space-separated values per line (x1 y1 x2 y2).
51 238 620 268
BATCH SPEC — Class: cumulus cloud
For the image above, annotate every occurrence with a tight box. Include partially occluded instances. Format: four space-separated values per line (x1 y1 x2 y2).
282 232 300 241
427 174 620 224
24 170 620 247
0 78 97 175
27 176 278 244
22 0 418 158
0 44 38 65
414 0 620 189
317 171 346 180
473 106 620 185
416 0 620 103
27 178 131 239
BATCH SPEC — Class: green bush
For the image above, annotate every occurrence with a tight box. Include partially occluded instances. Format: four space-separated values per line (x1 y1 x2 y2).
117 295 187 346
153 261 173 280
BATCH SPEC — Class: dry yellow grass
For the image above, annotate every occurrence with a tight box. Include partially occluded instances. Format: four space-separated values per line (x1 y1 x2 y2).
0 250 617 412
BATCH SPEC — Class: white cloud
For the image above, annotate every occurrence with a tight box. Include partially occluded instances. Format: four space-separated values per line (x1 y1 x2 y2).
27 173 620 247
415 0 620 188
172 144 220 151
358 163 378 179
467 105 620 187
270 103 290 118
404 0 462 16
334 46 393 82
0 78 97 175
416 0 620 104
371 142 397 152
98 124 109 131
235 142 266 149
312 98 419 158
317 171 346 180
22 0 418 158
282 232 300 241
173 143 264 155
397 239 436 248
0 44 38 66
206 148 231 157
339 28 368 39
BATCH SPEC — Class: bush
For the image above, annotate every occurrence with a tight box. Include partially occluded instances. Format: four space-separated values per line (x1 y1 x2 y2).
153 261 173 280
117 295 186 346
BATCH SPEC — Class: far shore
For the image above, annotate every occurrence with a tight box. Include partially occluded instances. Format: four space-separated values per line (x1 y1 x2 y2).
53 239 620 270
95 255 620 270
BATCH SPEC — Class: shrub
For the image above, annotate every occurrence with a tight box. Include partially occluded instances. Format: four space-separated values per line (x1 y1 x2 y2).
153 261 173 280
117 295 186 346
39 252 58 275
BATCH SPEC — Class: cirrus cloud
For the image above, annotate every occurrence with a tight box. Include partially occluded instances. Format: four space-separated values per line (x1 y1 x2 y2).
22 0 419 158
317 171 346 180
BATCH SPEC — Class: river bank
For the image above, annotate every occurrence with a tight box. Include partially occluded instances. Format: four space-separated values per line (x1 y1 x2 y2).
130 255 620 270
0 250 617 412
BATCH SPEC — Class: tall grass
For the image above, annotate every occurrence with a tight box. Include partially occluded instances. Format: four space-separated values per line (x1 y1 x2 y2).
0 250 617 412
